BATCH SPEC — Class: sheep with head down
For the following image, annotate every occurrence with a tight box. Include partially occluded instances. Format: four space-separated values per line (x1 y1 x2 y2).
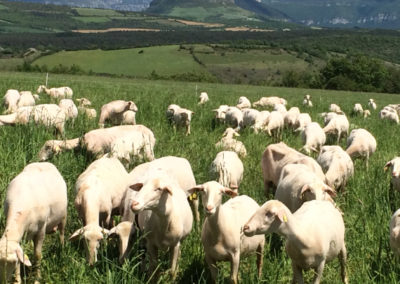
98 100 138 128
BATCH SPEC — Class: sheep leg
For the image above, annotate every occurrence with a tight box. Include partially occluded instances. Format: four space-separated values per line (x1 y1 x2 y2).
291 262 304 284
33 224 46 280
312 259 325 284
170 242 181 280
205 254 218 284
186 124 191 136
147 243 159 279
256 242 264 278
14 263 21 284
339 246 349 284
58 215 67 245
230 252 240 284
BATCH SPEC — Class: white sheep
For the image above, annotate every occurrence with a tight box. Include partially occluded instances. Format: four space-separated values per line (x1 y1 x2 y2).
390 208 400 257
303 94 313 107
210 151 244 190
353 103 363 115
17 91 35 108
3 89 20 114
76 97 92 107
317 145 354 191
37 85 73 99
241 108 260 128
168 105 194 135
198 92 209 105
275 164 336 212
212 104 229 124
0 162 67 283
78 106 97 119
236 96 251 109
243 200 348 284
70 156 130 265
263 110 284 138
190 181 265 284
252 96 287 108
215 128 247 158
301 122 326 154
320 112 338 126
38 138 80 161
284 107 300 129
58 99 78 121
225 106 243 131
121 110 136 125
384 157 400 191
379 109 399 124
99 100 138 128
251 111 270 134
294 113 312 132
329 103 343 114
129 169 193 279
363 110 371 118
323 114 349 144
368 98 377 110
273 103 287 115
346 128 377 167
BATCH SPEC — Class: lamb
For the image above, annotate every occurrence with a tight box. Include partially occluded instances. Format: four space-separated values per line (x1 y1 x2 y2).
198 92 209 105
294 113 312 132
37 85 73 99
384 157 400 191
210 151 244 190
0 162 67 283
58 99 78 121
263 110 284 138
251 111 270 134
236 96 251 109
76 97 92 107
78 107 97 119
390 209 400 257
261 142 326 196
346 128 377 167
225 106 243 130
353 103 363 115
190 181 265 284
212 104 229 124
368 98 377 110
215 128 247 158
284 107 300 129
121 110 136 125
243 200 348 284
38 138 80 161
329 103 343 114
70 156 130 265
99 100 138 128
379 109 399 124
3 89 20 114
252 96 287 108
301 122 326 154
275 164 336 212
0 104 67 135
323 114 349 144
129 169 193 279
363 110 371 118
303 94 312 107
171 106 194 135
241 108 260 128
17 91 35 108
317 145 354 191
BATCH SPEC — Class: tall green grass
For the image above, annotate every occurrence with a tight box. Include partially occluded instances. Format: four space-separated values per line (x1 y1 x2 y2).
0 71 399 283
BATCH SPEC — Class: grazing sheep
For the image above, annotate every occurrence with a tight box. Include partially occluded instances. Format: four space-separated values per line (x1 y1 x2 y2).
129 169 193 279
261 142 326 196
284 107 300 129
198 92 209 105
78 106 97 119
253 96 287 108
390 208 400 257
241 108 260 128
294 113 312 132
273 103 287 115
212 104 229 124
379 109 399 124
363 110 371 118
323 114 349 144
346 128 377 167
210 151 244 190
17 91 35 108
58 99 78 121
251 110 270 134
243 200 348 284
190 181 264 284
76 97 92 107
317 145 354 191
368 99 377 110
329 103 343 114
3 89 20 114
98 100 138 128
303 94 313 107
121 110 136 125
170 106 194 135
38 138 80 161
166 104 181 123
37 85 73 99
353 103 363 115
275 164 336 212
70 156 130 265
320 112 338 126
215 128 247 158
263 110 284 138
236 96 251 109
33 94 40 101
384 157 400 191
225 107 243 131
0 162 67 283
301 122 326 154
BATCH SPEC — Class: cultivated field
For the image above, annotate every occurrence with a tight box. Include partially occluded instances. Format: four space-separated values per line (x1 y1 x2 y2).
0 71 399 283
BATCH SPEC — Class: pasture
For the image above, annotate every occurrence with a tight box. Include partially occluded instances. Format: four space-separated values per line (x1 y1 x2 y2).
0 71 399 283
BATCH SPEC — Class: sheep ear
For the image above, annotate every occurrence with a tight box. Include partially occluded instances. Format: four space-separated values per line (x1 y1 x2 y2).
300 185 310 200
161 186 173 195
384 161 392 172
16 247 31 267
69 228 84 241
324 187 337 198
229 182 238 190
188 185 204 194
223 188 238 197
130 183 143 192
276 209 288 223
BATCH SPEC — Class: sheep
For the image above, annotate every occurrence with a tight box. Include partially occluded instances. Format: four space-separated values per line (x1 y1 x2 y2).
243 200 348 284
190 181 265 284
317 145 354 191
320 112 338 126
215 128 247 158
17 91 35 108
121 110 136 125
210 151 244 190
301 122 326 154
275 164 336 212
390 208 400 257
58 99 78 121
236 96 251 109
241 108 260 128
379 109 399 124
76 97 92 107
3 89 20 114
303 94 313 107
284 107 300 129
252 111 271 134
263 110 284 138
38 138 80 161
273 103 287 115
346 128 377 167
171 106 194 135
129 169 193 279
323 114 349 144
69 156 130 265
198 92 209 105
225 106 243 131
212 104 229 124
0 162 67 283
111 156 198 263
37 85 73 99
368 98 377 110
261 142 326 196
294 113 312 132
252 96 287 108
363 110 371 118
384 157 400 191
98 100 138 128
166 104 181 123
78 106 97 119
353 103 363 115
329 103 343 114
33 94 40 101
0 104 67 135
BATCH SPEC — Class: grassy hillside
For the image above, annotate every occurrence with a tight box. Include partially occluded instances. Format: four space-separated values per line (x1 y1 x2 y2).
0 71 400 282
